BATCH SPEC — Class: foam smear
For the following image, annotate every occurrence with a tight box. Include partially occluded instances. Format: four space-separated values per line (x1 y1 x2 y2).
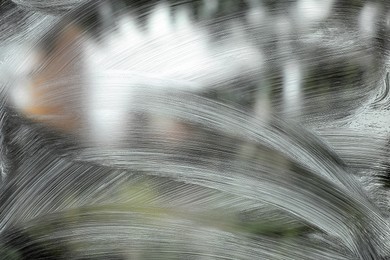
1 1 390 259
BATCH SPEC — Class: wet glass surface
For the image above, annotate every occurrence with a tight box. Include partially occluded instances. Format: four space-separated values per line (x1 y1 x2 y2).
1 1 390 259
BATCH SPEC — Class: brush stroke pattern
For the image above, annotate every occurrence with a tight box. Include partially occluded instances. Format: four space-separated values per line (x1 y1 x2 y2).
1 0 390 259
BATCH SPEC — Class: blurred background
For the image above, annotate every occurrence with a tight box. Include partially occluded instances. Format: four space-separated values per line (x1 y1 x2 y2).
0 0 390 259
